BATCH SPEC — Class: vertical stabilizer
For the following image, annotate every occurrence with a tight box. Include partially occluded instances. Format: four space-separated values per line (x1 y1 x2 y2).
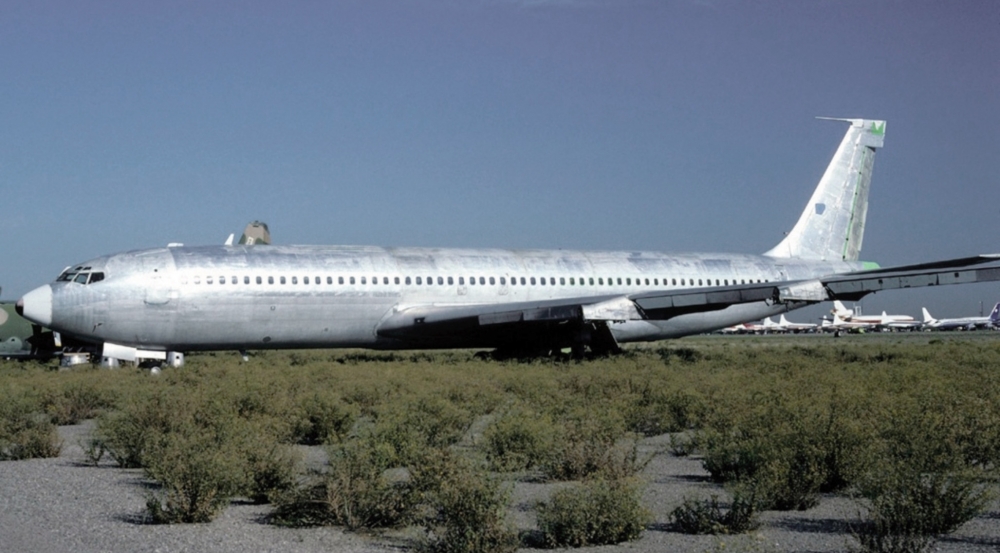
922 308 934 324
765 118 886 261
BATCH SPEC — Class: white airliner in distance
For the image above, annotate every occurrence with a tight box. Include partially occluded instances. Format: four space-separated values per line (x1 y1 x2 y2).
15 118 1000 367
831 299 916 327
922 303 1000 331
821 313 877 333
779 314 818 333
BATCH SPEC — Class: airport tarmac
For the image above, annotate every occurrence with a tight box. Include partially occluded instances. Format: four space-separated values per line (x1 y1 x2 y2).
1 419 998 553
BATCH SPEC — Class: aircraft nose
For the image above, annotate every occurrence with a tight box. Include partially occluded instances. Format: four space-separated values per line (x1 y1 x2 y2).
18 285 53 326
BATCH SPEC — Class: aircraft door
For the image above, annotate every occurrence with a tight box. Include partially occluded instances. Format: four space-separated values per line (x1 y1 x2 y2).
137 250 179 343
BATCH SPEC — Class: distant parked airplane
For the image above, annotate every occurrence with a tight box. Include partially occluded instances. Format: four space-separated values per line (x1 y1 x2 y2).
831 300 916 327
821 313 876 334
779 314 817 333
922 303 1000 331
15 118 1000 366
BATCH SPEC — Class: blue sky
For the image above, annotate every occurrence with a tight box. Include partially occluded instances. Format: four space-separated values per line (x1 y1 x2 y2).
2 0 998 320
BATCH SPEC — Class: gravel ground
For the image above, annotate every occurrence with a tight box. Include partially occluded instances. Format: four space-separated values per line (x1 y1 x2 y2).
1 422 998 553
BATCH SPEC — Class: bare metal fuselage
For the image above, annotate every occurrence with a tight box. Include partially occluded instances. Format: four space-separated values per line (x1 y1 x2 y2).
44 244 859 352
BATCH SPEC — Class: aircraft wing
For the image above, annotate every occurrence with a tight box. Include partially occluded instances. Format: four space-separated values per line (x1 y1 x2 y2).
376 293 625 350
376 254 1000 351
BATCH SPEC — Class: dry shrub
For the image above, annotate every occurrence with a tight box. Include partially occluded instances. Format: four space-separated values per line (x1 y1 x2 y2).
541 410 647 481
671 492 759 535
0 395 60 460
482 406 557 472
536 478 649 547
271 432 417 529
419 451 518 553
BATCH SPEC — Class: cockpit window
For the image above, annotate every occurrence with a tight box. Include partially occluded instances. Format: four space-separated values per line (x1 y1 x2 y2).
59 270 106 285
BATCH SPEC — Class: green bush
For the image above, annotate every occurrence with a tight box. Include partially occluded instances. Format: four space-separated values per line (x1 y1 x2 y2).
271 433 416 529
290 393 357 445
536 478 649 547
93 389 187 468
626 387 706 436
144 427 248 523
243 437 298 504
420 453 518 553
41 378 116 425
0 396 61 460
698 392 835 510
482 406 557 472
670 493 759 535
541 411 646 481
852 469 993 553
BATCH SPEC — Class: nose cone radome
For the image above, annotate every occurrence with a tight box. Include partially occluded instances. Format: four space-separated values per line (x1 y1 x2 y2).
18 285 53 327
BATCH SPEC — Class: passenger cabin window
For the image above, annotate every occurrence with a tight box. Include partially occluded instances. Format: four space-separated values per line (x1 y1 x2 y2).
459 277 465 285
405 276 411 285
304 276 309 284
448 276 454 285
244 276 250 284
350 276 356 285
207 276 214 284
490 277 495 285
257 276 262 284
292 276 298 285
360 277 366 285
338 276 344 285
268 276 274 284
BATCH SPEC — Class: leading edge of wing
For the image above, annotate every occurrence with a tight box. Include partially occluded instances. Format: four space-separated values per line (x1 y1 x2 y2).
819 254 1000 301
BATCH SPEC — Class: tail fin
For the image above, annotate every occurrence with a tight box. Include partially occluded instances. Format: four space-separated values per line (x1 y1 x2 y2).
922 307 934 324
765 118 886 261
990 303 1000 324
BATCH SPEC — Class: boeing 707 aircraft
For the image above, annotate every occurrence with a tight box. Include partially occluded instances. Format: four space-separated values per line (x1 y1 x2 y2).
922 303 1000 331
15 118 1000 367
